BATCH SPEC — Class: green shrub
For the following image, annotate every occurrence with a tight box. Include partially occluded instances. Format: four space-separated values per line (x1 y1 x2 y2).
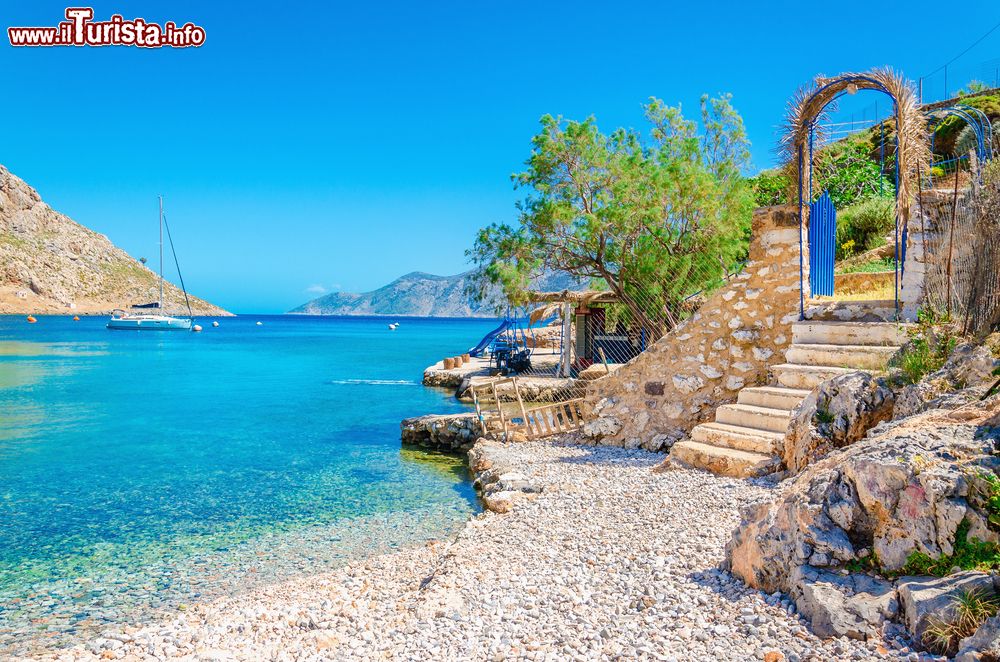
955 80 991 98
748 171 789 207
930 166 946 178
837 257 895 274
815 140 894 208
835 197 894 260
890 309 958 385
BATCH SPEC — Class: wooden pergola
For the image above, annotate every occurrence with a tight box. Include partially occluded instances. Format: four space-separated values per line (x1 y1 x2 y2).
525 289 621 377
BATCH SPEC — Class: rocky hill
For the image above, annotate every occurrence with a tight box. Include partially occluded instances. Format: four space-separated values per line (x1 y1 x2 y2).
289 270 584 317
0 165 229 316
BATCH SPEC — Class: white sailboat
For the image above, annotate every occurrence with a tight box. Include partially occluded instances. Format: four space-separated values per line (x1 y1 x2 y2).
107 196 194 331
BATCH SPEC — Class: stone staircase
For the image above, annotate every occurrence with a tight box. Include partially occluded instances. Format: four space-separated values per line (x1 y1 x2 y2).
670 320 909 477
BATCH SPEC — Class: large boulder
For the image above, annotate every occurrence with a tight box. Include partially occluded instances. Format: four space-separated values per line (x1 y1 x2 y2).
468 438 543 513
792 567 898 640
725 402 1000 639
897 571 998 651
784 371 895 473
956 613 1000 661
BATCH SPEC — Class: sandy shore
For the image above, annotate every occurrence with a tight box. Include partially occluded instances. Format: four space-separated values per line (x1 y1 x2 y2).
33 441 928 662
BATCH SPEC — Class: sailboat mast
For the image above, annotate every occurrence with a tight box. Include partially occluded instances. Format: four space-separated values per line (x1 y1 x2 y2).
158 195 164 309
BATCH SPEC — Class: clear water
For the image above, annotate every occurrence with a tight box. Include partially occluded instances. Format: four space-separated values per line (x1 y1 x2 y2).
0 314 494 655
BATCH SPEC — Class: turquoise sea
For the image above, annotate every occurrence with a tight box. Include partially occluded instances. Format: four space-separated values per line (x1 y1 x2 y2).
0 314 495 656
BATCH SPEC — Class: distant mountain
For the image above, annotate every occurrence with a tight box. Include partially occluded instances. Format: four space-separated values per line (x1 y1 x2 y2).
0 165 229 316
288 270 585 317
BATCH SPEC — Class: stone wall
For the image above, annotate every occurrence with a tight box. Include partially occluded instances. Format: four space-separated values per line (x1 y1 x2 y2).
400 412 480 452
582 205 803 450
900 197 931 319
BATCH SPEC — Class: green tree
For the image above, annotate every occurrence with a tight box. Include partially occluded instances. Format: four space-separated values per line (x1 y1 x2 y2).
748 171 789 206
956 80 990 97
468 94 753 336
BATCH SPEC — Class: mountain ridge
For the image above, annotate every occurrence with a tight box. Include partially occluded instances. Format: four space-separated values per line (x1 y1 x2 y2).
0 165 229 316
289 270 584 318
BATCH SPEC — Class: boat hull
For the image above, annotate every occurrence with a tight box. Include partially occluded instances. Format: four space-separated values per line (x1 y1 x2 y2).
107 316 193 331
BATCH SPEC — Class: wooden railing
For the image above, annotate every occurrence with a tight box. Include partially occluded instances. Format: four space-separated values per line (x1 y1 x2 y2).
521 398 584 439
469 377 584 441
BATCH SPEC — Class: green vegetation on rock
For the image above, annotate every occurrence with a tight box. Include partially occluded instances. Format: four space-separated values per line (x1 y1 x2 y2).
896 519 998 577
891 310 960 385
844 472 1000 585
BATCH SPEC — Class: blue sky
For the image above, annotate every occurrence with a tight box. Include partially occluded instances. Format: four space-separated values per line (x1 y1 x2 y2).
3 1 999 313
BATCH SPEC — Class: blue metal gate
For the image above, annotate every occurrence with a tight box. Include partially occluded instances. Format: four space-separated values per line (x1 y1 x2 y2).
808 191 836 297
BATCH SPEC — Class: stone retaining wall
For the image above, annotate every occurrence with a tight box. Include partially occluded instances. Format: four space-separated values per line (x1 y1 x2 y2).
582 205 803 450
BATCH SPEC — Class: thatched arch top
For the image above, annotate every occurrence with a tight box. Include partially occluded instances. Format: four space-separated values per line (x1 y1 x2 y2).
781 68 928 221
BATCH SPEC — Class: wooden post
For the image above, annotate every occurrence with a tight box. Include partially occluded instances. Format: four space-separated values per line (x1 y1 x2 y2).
598 347 611 374
559 302 573 377
490 381 508 440
947 162 960 317
513 377 529 438
471 385 487 434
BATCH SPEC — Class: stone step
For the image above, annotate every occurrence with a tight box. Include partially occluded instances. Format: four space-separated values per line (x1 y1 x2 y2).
670 440 781 478
690 422 784 455
784 343 899 371
771 363 858 389
738 386 812 410
804 299 901 323
791 320 912 347
715 403 793 434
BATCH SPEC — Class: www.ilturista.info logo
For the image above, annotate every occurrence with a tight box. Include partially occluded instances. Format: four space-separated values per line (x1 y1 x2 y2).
8 8 206 48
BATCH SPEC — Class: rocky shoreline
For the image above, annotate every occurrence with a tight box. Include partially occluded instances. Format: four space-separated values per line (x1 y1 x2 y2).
31 438 926 661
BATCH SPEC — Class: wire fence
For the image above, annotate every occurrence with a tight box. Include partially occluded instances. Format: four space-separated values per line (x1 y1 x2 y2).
434 270 737 415
919 56 1000 106
920 156 1000 336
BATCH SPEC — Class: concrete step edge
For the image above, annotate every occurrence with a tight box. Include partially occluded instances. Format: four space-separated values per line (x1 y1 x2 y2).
717 403 794 418
672 440 776 463
740 386 813 397
789 343 900 353
694 422 785 441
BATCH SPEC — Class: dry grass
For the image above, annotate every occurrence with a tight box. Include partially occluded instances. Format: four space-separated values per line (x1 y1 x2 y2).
923 587 1000 656
815 282 896 301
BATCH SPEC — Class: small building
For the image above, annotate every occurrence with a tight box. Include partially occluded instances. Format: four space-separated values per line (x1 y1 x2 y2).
527 290 650 373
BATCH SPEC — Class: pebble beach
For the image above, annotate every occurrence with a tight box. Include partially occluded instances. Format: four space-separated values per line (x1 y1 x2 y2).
28 440 934 662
